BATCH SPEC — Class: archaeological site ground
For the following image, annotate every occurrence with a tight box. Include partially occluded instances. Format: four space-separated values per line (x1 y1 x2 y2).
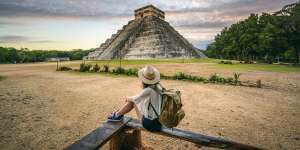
0 59 300 149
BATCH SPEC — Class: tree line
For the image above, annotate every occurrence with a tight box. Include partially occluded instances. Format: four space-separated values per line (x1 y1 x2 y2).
0 47 94 63
204 1 300 63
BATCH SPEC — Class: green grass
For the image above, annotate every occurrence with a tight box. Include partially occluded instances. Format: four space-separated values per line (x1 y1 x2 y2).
212 63 300 73
0 75 7 81
84 58 221 66
68 58 300 73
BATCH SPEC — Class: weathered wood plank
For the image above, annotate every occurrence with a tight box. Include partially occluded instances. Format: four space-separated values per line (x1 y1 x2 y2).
65 117 131 150
125 117 263 150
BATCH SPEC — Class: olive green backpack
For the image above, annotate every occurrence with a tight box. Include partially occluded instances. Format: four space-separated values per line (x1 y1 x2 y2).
149 84 185 128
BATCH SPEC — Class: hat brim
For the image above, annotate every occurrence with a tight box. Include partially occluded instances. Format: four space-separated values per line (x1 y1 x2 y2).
138 67 160 85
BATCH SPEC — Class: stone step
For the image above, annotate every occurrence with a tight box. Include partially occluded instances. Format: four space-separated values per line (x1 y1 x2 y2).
128 45 167 51
132 39 171 47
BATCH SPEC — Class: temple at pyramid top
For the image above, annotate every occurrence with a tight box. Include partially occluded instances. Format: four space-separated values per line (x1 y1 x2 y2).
87 5 206 60
134 5 165 20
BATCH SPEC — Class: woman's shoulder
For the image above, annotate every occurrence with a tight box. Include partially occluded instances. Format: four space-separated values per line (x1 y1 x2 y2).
137 87 153 96
143 86 158 93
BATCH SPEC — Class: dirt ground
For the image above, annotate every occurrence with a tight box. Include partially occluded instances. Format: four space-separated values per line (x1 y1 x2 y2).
0 62 299 150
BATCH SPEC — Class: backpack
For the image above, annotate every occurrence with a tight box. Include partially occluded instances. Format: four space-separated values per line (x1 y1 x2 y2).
149 84 185 128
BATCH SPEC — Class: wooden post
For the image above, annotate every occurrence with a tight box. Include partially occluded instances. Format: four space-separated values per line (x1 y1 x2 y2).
109 131 124 150
256 80 262 88
56 60 59 71
110 129 142 150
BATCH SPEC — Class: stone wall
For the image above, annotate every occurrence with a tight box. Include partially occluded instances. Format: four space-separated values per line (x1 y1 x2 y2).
134 5 164 20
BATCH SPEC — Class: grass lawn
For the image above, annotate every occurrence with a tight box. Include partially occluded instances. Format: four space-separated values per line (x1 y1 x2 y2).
60 58 300 73
84 58 221 66
212 63 300 73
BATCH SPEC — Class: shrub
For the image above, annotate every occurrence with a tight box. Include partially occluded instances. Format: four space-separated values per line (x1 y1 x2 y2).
256 80 262 88
126 68 139 76
172 72 188 80
171 72 207 82
225 77 234 83
112 67 126 74
79 63 91 72
103 65 109 72
57 66 72 71
219 60 233 64
193 76 207 82
79 63 85 72
92 64 100 72
233 73 241 85
160 73 166 79
209 73 226 83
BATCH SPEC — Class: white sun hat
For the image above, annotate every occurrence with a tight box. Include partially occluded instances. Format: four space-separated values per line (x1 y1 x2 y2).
138 65 160 85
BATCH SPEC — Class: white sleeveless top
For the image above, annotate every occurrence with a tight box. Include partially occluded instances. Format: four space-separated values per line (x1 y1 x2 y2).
131 87 162 120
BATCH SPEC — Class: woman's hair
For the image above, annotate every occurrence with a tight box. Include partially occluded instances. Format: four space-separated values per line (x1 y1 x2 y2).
142 82 157 89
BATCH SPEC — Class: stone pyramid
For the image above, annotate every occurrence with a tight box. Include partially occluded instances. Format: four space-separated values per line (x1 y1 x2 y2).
87 5 206 60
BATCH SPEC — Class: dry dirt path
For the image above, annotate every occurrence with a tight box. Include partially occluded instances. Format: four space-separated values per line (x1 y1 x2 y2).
0 62 299 150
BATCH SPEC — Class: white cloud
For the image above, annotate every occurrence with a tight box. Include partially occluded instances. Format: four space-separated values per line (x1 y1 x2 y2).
0 0 298 49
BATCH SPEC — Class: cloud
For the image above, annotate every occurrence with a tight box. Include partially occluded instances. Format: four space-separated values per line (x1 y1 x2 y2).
0 0 140 19
0 35 56 43
0 35 30 43
1 0 295 20
166 0 298 28
0 21 24 26
0 0 297 49
28 40 56 43
173 20 232 29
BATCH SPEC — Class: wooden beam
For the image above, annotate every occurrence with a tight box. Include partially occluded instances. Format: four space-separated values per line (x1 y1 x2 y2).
65 117 131 150
126 118 263 150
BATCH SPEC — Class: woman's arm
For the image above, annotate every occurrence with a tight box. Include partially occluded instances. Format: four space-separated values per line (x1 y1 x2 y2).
125 97 133 103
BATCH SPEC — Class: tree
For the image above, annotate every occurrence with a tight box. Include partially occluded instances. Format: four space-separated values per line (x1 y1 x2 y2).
205 1 300 63
0 47 94 63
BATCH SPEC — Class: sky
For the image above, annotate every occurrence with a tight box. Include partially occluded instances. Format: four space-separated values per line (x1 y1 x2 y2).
0 0 298 50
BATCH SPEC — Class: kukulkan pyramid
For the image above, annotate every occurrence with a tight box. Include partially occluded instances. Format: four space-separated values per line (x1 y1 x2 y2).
87 5 207 60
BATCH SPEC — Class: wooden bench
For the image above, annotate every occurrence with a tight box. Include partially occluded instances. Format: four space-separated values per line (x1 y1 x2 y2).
65 117 263 150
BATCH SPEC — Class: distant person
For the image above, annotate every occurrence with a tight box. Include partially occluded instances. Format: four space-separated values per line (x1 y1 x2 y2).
107 65 162 132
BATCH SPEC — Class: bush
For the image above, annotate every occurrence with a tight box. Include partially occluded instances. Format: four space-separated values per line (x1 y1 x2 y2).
112 67 126 74
233 73 241 85
126 68 139 76
192 76 207 82
79 63 91 72
92 64 100 72
219 60 233 64
225 77 234 83
160 73 167 79
103 65 109 72
172 72 207 82
209 73 226 83
57 66 72 71
172 72 188 80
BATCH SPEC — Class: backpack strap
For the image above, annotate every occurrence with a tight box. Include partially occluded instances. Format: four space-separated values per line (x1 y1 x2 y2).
147 83 163 119
148 101 159 118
